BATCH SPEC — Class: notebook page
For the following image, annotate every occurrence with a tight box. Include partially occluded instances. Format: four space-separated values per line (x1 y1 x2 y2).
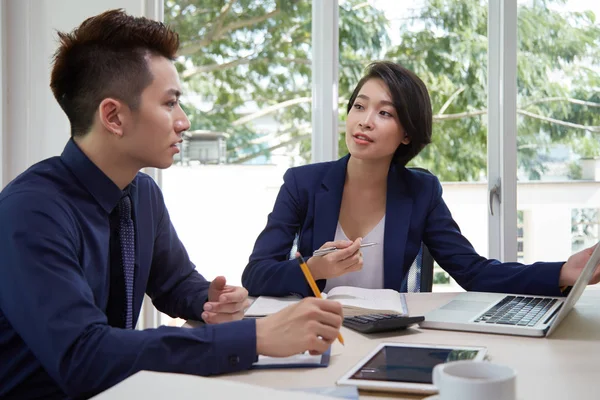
325 286 407 315
244 296 300 317
254 351 323 366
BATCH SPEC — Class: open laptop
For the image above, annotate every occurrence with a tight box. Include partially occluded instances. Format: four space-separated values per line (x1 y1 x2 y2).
419 243 600 337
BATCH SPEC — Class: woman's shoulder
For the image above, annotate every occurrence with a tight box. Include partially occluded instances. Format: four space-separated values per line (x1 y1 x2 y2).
398 166 443 200
288 158 342 174
402 166 440 185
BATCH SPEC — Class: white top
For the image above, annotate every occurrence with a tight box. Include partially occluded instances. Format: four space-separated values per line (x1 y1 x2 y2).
324 215 385 292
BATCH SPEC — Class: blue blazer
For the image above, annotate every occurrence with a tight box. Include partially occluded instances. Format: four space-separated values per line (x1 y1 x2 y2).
242 155 564 298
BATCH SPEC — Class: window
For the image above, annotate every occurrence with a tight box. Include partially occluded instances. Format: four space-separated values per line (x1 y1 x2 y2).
517 210 524 263
572 208 600 252
342 0 489 290
161 0 313 325
154 1 599 323
516 0 600 264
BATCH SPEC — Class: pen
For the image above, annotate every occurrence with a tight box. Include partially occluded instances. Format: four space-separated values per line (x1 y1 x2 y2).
296 253 345 346
313 242 378 257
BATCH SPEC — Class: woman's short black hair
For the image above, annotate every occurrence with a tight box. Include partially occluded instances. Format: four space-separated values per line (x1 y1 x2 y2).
347 61 432 166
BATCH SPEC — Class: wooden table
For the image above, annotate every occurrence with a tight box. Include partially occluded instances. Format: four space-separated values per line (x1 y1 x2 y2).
211 288 600 400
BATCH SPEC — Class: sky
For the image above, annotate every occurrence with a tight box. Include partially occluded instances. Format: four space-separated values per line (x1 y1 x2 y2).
366 0 599 46
367 0 600 19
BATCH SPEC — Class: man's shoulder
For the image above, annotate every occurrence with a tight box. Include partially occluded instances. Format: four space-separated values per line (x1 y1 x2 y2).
0 177 75 236
131 171 167 217
133 171 160 190
132 171 163 203
0 157 68 206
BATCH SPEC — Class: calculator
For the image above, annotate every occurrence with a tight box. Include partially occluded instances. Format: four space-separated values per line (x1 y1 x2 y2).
342 314 425 334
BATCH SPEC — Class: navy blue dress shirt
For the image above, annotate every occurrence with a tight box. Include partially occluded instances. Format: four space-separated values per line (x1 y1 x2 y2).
0 140 257 399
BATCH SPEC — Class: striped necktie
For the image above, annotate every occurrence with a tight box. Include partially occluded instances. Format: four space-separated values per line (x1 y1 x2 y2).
118 194 135 329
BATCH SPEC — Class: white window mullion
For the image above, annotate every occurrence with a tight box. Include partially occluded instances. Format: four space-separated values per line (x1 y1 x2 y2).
0 0 5 189
488 0 518 261
139 0 164 330
311 0 339 163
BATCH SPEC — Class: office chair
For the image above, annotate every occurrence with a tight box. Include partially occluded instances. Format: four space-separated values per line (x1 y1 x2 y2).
400 243 434 293
398 166 437 293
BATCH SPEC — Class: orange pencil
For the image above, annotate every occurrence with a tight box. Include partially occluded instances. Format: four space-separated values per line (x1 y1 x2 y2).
296 253 345 346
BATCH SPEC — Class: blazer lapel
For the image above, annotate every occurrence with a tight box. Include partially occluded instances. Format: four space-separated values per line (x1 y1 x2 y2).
313 156 349 252
383 165 412 291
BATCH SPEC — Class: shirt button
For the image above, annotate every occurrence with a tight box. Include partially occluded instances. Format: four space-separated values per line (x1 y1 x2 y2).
228 355 240 366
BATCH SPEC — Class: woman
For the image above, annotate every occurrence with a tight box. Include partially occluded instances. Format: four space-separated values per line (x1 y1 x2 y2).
241 61 598 298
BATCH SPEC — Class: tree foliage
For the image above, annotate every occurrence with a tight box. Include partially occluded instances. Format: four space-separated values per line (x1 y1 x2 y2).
165 0 599 181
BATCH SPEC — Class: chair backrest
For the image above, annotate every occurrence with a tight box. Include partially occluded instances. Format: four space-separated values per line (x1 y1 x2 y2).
400 243 434 292
399 166 436 292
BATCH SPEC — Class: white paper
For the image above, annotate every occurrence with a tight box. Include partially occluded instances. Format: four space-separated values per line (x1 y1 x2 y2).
326 286 407 316
244 296 300 317
244 287 407 318
254 351 323 366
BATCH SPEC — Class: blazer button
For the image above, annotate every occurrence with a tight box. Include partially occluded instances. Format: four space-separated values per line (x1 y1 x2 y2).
228 355 240 366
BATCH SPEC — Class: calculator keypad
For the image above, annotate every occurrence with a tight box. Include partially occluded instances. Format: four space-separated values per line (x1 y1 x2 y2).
343 314 425 333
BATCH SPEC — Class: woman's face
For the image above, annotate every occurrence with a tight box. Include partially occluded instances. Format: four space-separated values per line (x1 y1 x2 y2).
345 78 410 163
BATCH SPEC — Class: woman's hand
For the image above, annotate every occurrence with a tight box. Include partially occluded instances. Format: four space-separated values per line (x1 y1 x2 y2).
307 238 363 280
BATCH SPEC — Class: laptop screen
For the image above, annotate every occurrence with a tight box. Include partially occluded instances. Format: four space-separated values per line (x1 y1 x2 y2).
546 242 600 336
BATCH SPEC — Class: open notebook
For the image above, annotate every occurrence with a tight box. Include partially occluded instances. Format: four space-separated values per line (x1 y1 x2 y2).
245 286 408 318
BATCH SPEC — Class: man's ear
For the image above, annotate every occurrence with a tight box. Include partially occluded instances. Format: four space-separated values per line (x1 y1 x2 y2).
98 98 126 136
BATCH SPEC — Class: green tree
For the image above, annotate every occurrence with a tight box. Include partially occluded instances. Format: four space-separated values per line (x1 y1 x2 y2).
166 0 599 180
165 0 388 163
385 0 600 181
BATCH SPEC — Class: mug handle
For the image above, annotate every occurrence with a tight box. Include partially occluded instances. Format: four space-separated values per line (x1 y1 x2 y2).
432 363 445 390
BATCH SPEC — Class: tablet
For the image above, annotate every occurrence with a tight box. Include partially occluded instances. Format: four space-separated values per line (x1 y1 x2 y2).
337 342 487 395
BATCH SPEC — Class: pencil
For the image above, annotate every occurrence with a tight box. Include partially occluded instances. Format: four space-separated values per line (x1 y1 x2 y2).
296 253 345 346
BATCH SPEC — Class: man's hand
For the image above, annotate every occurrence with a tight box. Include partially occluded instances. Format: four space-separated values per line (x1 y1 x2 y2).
307 238 363 281
559 244 600 287
255 297 343 357
202 276 250 324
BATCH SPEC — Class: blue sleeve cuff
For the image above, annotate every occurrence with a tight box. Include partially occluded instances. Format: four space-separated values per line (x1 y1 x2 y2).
192 293 209 322
529 261 565 296
285 258 316 297
209 319 257 374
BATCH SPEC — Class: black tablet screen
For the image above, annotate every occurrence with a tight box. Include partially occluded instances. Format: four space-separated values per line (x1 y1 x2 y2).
350 346 480 384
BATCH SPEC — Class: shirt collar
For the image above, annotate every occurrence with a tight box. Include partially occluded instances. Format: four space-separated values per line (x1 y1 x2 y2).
60 139 135 214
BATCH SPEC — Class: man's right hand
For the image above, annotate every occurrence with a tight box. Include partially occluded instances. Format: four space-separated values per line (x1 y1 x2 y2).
307 238 363 280
255 297 343 357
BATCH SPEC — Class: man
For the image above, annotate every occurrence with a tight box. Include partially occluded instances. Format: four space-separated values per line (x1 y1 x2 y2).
0 9 343 399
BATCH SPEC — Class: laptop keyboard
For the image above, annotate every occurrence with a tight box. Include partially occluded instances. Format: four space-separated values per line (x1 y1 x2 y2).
474 296 558 327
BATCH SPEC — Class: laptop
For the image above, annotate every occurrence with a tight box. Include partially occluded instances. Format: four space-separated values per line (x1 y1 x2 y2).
419 243 600 337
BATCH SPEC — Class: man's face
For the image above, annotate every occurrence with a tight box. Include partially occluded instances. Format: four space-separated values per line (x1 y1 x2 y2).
121 55 190 170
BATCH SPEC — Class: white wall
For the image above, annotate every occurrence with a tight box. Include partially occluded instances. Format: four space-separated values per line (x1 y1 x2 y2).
162 166 600 287
1 0 154 187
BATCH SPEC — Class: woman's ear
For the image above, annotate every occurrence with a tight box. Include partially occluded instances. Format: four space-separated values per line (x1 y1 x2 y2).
401 132 411 145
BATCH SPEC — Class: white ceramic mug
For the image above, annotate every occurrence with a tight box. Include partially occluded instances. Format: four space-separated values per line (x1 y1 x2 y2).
432 360 516 400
